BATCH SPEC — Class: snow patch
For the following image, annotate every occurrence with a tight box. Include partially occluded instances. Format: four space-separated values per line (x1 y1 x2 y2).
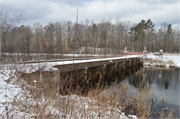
145 53 180 68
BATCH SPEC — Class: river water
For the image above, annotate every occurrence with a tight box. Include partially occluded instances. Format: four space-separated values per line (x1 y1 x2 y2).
109 67 180 118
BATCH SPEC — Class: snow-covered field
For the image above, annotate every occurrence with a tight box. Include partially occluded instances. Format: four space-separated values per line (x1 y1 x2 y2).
144 53 180 68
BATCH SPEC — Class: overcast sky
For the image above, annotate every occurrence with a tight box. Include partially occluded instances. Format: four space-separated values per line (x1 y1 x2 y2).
1 0 180 27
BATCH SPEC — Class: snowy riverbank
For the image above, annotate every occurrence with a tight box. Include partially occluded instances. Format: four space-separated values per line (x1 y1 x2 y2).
144 53 180 68
0 69 138 119
1 53 179 118
0 56 140 118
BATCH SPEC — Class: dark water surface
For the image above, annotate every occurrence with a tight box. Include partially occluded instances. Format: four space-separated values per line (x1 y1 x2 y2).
109 67 180 118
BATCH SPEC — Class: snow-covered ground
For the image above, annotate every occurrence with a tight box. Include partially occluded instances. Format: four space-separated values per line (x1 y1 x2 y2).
144 53 180 68
0 55 140 118
0 69 138 118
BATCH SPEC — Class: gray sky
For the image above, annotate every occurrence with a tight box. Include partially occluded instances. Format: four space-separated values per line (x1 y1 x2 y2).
1 0 180 27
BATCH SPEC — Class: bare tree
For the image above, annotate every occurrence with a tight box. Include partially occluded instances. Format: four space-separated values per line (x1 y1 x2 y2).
177 26 180 53
160 23 169 52
33 22 43 53
91 23 99 54
0 11 24 63
116 20 124 53
84 19 90 54
99 20 111 54
54 22 63 54
66 21 73 50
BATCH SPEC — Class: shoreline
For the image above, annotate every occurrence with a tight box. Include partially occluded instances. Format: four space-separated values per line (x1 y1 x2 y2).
143 53 180 68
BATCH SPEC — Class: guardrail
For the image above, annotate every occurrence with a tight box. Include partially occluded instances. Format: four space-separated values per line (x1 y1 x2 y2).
123 51 145 56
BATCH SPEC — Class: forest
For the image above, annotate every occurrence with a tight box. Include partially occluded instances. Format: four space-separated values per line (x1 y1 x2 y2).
1 11 180 56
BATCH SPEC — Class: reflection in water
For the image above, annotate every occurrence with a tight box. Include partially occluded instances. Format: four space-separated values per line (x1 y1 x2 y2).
131 68 179 91
114 68 179 118
135 68 179 118
158 70 162 79
135 70 144 76
128 69 153 89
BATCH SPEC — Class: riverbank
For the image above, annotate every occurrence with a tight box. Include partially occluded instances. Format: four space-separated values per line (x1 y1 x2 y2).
0 64 140 118
144 53 180 68
1 53 179 118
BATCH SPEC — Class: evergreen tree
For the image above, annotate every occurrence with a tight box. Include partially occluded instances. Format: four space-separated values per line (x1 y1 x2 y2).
129 19 155 51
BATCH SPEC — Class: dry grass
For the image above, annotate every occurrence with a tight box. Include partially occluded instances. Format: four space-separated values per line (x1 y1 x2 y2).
0 64 177 119
144 58 175 68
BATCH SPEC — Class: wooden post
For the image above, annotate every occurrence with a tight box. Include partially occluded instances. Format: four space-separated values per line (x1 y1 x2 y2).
131 60 134 66
103 64 106 74
129 68 131 75
123 61 126 70
129 60 131 67
84 67 88 80
115 62 118 71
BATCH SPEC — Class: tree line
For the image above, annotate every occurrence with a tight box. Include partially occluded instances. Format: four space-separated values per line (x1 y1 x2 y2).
1 11 180 56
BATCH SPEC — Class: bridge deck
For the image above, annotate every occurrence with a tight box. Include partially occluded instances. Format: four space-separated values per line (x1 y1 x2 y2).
53 55 143 72
1 55 143 74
